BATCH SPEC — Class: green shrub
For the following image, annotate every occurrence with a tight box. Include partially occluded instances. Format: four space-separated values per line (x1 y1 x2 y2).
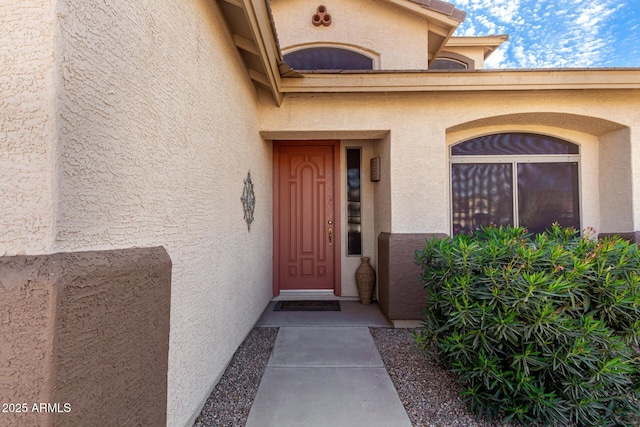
414 224 640 426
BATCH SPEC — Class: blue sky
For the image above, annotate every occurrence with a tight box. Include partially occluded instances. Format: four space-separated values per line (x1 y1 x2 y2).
452 0 640 68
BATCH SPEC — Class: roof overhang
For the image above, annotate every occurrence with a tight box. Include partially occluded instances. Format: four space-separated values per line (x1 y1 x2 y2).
375 0 466 65
279 69 640 93
388 0 466 22
218 0 295 105
446 35 509 59
217 1 640 104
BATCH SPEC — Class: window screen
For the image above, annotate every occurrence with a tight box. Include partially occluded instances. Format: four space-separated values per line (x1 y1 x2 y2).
284 48 373 71
451 133 580 235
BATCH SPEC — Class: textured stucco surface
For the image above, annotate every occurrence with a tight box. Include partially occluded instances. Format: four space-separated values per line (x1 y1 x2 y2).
0 255 55 426
599 128 634 233
440 46 484 68
5 1 640 426
260 89 640 236
271 0 431 70
632 122 640 230
0 247 171 427
0 0 58 255
4 0 274 425
378 232 447 320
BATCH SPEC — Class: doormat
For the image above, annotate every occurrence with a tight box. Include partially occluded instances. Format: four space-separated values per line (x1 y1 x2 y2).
274 300 341 311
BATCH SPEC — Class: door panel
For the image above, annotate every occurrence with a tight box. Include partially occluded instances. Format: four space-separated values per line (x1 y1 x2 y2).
275 142 339 292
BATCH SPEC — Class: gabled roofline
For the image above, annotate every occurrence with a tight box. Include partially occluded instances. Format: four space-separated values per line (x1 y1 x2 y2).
377 0 466 66
218 0 286 105
217 1 640 105
446 35 509 59
384 0 466 23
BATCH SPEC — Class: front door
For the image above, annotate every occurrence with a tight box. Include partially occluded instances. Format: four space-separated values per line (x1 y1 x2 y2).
273 141 341 295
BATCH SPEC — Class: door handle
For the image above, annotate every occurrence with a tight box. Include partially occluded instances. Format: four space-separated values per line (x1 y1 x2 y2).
328 227 333 245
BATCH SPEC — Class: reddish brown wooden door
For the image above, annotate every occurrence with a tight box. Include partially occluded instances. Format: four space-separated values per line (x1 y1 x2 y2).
274 142 340 294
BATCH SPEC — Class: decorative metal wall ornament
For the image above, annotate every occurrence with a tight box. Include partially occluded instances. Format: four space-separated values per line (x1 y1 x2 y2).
241 171 256 231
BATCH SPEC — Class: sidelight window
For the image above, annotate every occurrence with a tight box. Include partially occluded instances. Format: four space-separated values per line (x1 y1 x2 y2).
346 148 362 255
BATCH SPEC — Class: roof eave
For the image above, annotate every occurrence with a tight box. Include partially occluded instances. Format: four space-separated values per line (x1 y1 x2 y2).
374 0 466 67
280 69 640 93
218 0 285 105
446 35 510 59
395 0 466 23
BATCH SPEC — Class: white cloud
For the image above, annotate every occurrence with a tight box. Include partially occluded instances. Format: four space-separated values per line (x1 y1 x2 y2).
454 0 627 68
488 0 521 24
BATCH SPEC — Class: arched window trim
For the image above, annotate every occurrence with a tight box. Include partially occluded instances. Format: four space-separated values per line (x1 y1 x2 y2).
450 132 581 157
432 51 475 70
449 132 582 235
282 43 380 70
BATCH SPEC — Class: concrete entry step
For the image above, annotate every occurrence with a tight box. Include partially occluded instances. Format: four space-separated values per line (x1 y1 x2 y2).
256 300 392 327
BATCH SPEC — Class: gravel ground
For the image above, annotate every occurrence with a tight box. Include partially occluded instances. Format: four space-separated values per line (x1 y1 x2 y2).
194 326 511 427
194 327 278 427
370 327 512 427
192 326 637 427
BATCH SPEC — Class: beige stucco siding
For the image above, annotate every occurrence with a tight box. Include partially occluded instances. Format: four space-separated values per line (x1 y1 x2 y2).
52 1 272 425
633 127 640 231
599 128 634 233
271 0 431 70
260 89 639 236
0 0 58 255
440 47 484 68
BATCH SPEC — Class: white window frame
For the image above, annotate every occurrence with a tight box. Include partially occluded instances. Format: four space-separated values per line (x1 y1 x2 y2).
282 43 380 70
450 148 582 235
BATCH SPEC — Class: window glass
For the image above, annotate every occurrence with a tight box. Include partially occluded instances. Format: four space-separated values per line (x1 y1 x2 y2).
517 163 580 234
284 48 373 71
346 148 362 255
451 133 580 156
452 164 513 235
431 58 468 70
451 133 581 235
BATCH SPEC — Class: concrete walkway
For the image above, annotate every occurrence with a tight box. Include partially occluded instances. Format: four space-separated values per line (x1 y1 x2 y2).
246 301 413 427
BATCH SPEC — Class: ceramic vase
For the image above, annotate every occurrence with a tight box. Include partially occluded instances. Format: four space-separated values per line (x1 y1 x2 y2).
355 257 376 305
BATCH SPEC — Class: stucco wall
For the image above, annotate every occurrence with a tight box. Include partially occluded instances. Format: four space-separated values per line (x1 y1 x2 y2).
441 47 484 69
271 0 431 70
51 1 273 425
0 0 58 255
0 248 171 427
259 89 639 236
340 140 377 297
632 128 640 231
373 132 392 236
599 128 634 233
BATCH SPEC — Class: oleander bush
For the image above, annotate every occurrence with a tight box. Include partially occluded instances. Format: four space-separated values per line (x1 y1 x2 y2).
414 224 640 426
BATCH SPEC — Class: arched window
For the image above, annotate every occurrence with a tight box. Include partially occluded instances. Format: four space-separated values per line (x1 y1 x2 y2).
431 58 468 70
283 47 374 71
450 133 580 235
431 52 474 70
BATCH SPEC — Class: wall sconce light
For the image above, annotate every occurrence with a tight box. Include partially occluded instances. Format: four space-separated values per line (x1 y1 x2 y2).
370 157 380 182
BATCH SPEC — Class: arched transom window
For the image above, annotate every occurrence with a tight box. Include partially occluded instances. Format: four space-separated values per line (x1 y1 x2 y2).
450 133 581 235
283 47 374 71
431 58 468 70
